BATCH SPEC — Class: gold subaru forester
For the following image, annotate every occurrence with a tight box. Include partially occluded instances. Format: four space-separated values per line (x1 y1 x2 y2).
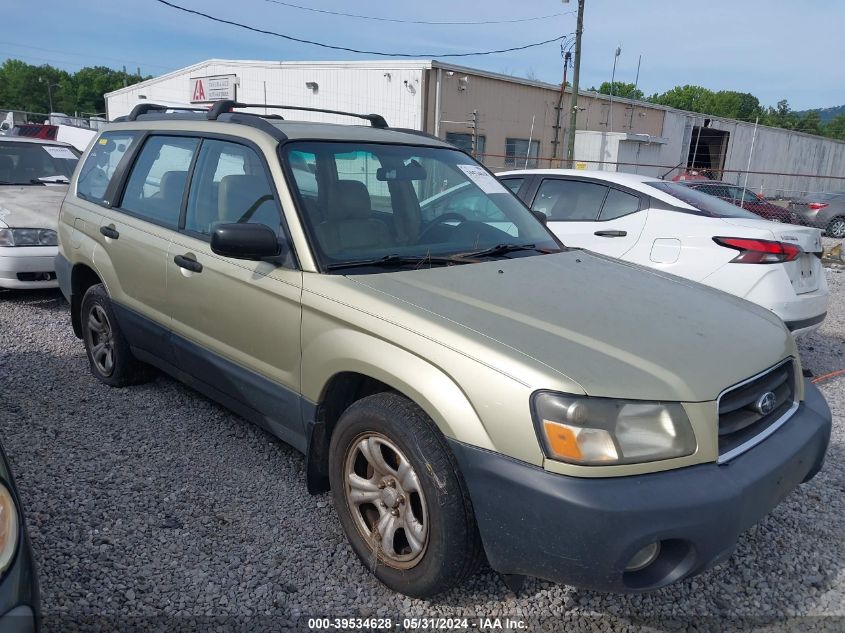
56 101 831 597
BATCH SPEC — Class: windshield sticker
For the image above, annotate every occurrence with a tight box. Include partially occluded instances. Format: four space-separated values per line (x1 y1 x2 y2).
457 164 508 194
42 146 77 160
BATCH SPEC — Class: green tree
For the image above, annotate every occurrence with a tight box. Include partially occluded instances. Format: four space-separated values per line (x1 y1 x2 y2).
0 58 149 117
0 59 71 114
648 85 713 113
825 113 845 140
706 91 763 122
794 110 823 136
591 81 644 100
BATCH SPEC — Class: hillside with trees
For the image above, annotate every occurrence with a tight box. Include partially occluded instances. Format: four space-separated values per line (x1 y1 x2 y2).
0 58 150 116
591 81 845 141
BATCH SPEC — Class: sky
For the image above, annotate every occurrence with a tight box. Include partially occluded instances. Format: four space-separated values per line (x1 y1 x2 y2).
3 0 843 111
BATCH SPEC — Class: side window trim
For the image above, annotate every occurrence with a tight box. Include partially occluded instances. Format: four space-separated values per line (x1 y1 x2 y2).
596 186 644 222
76 130 144 209
178 137 205 233
103 131 148 208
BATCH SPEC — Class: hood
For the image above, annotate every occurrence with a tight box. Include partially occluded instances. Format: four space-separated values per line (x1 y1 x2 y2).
346 250 792 402
0 185 68 229
718 217 823 252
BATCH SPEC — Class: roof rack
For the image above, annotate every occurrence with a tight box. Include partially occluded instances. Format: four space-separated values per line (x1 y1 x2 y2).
206 100 389 129
122 103 209 122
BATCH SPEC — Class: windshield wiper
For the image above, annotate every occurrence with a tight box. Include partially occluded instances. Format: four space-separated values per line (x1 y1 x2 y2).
456 243 555 260
325 253 466 271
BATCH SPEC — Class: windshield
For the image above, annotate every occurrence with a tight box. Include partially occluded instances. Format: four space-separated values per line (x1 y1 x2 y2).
647 181 760 219
282 142 560 272
0 141 79 184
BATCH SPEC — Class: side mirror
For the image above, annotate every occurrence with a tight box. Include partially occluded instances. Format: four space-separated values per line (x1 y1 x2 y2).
211 223 281 260
532 210 548 225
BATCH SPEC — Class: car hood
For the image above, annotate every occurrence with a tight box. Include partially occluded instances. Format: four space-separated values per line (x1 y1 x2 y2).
346 250 793 402
0 185 67 229
718 217 823 252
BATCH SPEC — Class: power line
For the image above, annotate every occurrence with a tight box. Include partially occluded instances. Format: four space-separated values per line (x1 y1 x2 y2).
154 0 569 57
262 0 576 25
0 40 173 71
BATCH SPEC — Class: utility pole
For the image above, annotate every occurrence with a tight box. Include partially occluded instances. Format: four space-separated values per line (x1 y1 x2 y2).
609 45 621 133
469 109 479 157
551 47 571 164
565 0 585 168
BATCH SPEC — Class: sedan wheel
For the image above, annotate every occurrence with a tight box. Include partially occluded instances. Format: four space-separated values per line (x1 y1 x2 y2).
827 217 845 239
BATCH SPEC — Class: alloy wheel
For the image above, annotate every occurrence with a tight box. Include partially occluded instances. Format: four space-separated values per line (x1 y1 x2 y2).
828 218 845 239
87 305 115 376
343 432 429 569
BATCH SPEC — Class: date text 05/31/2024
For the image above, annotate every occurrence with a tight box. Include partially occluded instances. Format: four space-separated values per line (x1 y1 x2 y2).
306 617 528 630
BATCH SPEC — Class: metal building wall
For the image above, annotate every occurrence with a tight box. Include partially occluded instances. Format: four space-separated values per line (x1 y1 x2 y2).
661 110 845 196
106 60 426 128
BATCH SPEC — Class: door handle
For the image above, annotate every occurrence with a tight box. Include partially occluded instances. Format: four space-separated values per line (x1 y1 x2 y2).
99 226 119 239
174 254 203 273
594 230 627 238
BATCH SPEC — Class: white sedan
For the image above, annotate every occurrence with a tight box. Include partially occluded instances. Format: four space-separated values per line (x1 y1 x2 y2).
0 137 80 290
496 169 828 336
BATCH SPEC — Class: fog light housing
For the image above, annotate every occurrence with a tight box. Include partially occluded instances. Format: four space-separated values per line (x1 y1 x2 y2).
625 542 661 572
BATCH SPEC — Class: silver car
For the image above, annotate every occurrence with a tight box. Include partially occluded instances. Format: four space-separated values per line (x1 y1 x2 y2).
789 192 845 238
0 136 80 290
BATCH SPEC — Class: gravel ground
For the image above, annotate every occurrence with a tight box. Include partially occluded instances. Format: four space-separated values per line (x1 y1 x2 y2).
0 261 843 632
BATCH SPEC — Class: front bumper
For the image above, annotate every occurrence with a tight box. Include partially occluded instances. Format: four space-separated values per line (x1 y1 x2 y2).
0 246 58 290
450 379 831 593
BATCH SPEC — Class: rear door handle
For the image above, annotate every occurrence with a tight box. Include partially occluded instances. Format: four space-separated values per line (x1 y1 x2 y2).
99 226 119 239
594 230 627 238
174 254 203 273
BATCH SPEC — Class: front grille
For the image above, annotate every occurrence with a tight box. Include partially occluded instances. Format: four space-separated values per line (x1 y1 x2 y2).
718 359 797 460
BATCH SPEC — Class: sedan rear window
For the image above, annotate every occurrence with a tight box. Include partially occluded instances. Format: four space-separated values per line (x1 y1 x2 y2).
647 181 759 219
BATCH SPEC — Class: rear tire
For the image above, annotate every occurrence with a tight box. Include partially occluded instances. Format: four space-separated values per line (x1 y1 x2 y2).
826 217 845 239
328 392 483 598
80 284 152 387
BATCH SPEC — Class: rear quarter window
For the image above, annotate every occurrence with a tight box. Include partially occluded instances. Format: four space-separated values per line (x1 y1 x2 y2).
77 132 139 205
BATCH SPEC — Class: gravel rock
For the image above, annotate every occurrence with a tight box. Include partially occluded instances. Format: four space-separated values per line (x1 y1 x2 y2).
0 268 843 631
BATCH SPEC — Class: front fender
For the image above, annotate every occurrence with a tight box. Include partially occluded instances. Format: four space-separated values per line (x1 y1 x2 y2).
301 326 496 453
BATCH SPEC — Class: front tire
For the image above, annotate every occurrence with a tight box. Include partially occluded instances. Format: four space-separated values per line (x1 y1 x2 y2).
81 284 152 387
826 216 845 239
329 392 483 598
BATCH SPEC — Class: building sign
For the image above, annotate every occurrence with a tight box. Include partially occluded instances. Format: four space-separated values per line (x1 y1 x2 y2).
189 75 238 103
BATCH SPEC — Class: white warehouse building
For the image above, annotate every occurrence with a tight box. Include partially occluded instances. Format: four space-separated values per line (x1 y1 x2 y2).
105 59 845 197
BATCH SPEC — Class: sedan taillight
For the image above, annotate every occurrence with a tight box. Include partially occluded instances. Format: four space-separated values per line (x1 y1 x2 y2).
807 202 829 210
713 237 802 264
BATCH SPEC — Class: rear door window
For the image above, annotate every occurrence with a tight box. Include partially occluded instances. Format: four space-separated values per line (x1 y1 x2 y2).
120 136 199 228
532 179 608 221
77 132 138 204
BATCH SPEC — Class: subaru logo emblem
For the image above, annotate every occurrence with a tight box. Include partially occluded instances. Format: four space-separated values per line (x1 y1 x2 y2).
755 392 777 415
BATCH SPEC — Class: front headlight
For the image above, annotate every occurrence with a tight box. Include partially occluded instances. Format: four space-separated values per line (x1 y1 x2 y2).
0 228 58 247
532 392 697 465
0 484 19 574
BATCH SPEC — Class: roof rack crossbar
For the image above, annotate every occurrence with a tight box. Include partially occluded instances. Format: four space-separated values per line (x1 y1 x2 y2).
125 103 209 122
207 100 388 128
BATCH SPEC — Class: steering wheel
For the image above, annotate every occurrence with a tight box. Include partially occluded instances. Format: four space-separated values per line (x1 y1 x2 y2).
416 212 467 243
